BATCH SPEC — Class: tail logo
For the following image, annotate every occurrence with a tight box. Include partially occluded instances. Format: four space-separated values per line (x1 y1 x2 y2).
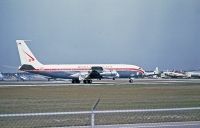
24 51 35 62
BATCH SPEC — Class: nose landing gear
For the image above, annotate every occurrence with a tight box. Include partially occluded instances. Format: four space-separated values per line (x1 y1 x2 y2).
129 78 134 83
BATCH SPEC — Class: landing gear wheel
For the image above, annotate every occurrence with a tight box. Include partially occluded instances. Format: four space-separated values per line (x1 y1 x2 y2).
129 79 133 83
88 80 92 84
76 79 80 83
113 78 115 80
72 79 80 84
83 79 92 84
83 80 87 84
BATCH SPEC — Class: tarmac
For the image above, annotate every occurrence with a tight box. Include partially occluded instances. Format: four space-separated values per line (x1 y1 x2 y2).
1 78 200 87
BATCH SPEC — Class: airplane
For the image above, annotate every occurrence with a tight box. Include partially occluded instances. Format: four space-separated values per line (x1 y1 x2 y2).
0 72 4 81
144 67 160 78
16 40 145 84
14 73 29 81
186 71 200 78
161 70 188 78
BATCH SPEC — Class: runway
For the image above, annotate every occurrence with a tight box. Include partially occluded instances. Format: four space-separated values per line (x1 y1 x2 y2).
0 78 200 87
68 121 200 128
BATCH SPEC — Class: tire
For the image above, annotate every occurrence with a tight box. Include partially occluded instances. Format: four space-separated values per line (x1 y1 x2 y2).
129 79 133 83
76 79 80 83
72 79 80 83
83 79 92 84
88 80 92 84
83 80 87 84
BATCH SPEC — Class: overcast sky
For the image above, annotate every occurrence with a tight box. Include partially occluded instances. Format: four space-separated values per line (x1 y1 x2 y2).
0 0 200 72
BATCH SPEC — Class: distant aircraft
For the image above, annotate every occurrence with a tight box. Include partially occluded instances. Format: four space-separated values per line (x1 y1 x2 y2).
0 72 4 81
186 71 200 78
144 67 160 78
162 70 188 78
14 73 29 81
16 40 144 83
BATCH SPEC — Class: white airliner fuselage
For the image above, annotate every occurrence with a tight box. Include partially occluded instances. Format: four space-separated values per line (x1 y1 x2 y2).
16 40 144 83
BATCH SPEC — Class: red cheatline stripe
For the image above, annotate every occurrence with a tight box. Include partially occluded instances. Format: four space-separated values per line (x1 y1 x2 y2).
24 68 144 73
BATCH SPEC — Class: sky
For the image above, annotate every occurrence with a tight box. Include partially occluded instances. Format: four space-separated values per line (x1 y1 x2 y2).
0 0 200 72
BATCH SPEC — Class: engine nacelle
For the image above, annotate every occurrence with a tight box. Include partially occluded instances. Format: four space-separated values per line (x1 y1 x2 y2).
100 70 119 78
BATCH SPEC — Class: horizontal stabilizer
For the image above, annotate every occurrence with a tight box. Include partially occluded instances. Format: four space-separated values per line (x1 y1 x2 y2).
19 64 35 71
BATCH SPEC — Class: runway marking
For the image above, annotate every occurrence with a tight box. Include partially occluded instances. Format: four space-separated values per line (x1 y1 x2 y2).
0 83 116 87
1 79 200 87
1 107 200 117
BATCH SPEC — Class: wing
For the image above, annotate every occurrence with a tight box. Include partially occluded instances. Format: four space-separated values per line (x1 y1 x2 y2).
70 66 119 80
86 66 119 79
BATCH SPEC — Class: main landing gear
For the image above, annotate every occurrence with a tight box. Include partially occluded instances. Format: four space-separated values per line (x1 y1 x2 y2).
72 79 80 84
71 79 92 84
83 79 92 84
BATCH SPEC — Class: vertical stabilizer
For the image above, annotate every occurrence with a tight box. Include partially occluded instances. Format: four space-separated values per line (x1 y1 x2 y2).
16 40 42 67
154 67 159 75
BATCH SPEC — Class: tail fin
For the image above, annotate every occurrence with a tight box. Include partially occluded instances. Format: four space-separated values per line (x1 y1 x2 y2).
16 40 42 67
154 67 159 75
